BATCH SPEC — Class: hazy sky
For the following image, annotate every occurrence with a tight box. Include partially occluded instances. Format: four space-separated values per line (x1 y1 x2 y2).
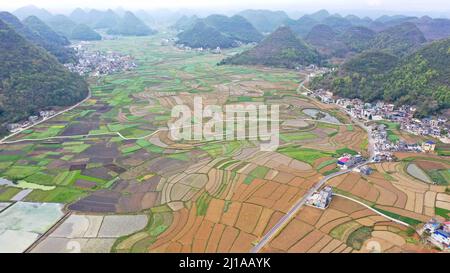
2 0 450 16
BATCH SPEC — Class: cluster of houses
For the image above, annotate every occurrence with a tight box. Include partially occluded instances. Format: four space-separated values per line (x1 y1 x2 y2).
310 89 449 144
370 123 424 155
339 98 448 145
337 154 365 170
65 43 137 76
161 38 177 46
306 186 333 209
354 165 374 176
304 86 448 160
420 218 450 251
298 65 333 75
7 110 56 133
175 43 223 54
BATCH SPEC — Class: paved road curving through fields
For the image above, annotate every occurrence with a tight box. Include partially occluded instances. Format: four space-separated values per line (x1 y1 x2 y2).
250 167 354 253
251 79 377 253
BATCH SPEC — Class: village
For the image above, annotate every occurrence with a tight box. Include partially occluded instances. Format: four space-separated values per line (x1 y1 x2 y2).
160 37 226 54
304 87 449 157
299 69 450 253
420 218 450 251
64 42 138 76
5 45 138 134
6 110 57 133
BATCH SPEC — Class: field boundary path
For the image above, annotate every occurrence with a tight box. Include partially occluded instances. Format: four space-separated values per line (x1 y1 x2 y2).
0 130 161 145
0 117 352 145
333 193 410 227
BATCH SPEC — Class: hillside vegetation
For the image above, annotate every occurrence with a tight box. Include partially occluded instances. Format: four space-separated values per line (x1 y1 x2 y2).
176 14 262 49
0 12 76 63
311 38 450 116
177 21 235 49
46 15 101 41
369 22 426 57
237 9 289 33
0 19 88 132
107 11 156 36
219 26 319 68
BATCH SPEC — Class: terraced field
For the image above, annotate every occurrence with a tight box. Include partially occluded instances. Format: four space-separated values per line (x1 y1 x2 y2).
262 196 432 253
0 33 433 253
327 155 450 225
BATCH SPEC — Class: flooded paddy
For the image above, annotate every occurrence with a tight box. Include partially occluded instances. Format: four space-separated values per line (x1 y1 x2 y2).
406 163 432 183
0 202 65 253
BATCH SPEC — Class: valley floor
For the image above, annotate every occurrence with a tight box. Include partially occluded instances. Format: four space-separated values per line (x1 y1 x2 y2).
0 33 448 253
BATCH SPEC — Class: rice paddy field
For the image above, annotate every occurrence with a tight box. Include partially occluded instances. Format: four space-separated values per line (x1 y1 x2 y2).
0 33 445 253
0 202 65 253
32 214 148 253
258 153 449 253
262 195 433 253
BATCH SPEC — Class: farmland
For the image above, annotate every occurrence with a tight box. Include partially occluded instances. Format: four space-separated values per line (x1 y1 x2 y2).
262 196 431 253
0 32 447 253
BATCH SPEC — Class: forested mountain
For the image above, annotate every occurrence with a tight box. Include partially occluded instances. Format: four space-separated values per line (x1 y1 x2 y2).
46 15 78 37
399 17 450 41
310 38 450 116
219 26 319 68
69 8 104 26
13 5 53 21
203 15 263 43
280 9 450 48
303 25 376 61
303 20 426 61
107 11 156 36
0 12 76 63
369 22 426 57
23 16 70 46
237 9 289 33
176 14 263 48
321 15 353 32
23 16 76 63
285 15 320 37
45 15 101 41
71 24 102 40
286 12 370 38
177 21 236 48
374 15 409 24
309 9 331 21
66 8 156 36
172 15 199 31
384 38 450 115
340 26 376 52
134 10 156 26
364 15 450 40
53 8 157 38
305 24 349 58
0 19 88 132
94 9 121 29
69 8 89 24
344 15 372 27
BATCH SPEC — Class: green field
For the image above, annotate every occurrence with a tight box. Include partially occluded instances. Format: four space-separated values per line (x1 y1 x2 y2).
277 146 334 165
280 132 317 142
376 121 401 142
0 31 383 254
